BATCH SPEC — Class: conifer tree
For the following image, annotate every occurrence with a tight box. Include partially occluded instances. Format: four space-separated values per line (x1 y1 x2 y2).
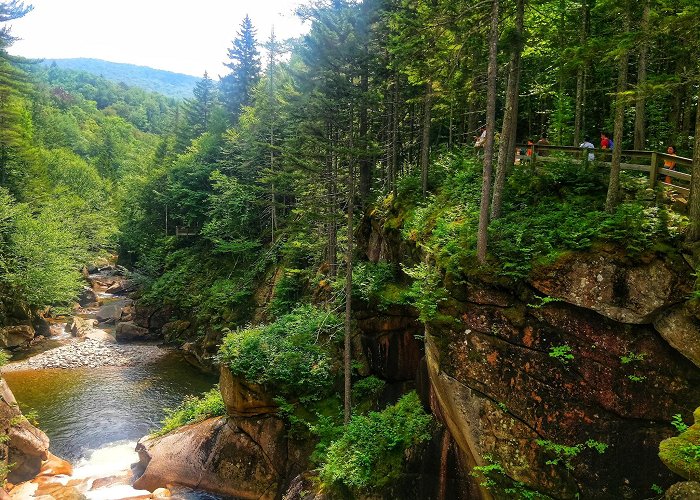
221 15 261 124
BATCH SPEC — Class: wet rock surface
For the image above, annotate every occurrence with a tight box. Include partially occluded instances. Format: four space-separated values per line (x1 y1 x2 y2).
426 278 700 499
0 379 50 484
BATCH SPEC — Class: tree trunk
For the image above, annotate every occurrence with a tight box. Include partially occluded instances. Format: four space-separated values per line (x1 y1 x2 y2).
605 12 630 213
491 0 524 220
344 156 354 425
573 0 589 146
688 87 700 241
421 82 432 198
359 65 371 203
477 0 499 263
634 0 650 150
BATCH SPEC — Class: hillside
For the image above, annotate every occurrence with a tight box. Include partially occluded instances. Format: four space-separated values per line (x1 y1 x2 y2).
41 58 201 99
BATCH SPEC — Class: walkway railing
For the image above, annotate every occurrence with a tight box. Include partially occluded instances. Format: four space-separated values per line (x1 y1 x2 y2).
515 144 693 197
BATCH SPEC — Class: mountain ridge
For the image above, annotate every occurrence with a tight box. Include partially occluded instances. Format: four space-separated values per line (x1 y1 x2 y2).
40 57 203 99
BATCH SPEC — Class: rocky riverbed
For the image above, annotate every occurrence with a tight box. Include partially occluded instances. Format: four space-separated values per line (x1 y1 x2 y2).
2 337 169 371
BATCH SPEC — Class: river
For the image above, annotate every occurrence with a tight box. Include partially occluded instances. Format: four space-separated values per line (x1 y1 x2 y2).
3 350 215 463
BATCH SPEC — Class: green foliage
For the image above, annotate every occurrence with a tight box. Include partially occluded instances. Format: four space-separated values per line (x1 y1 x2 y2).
548 345 574 364
651 484 664 495
156 387 225 436
470 454 551 499
672 414 689 434
270 269 308 317
536 439 608 470
319 392 432 491
352 376 386 403
679 443 700 461
0 350 9 367
527 295 562 309
402 262 447 323
218 306 342 399
620 352 646 365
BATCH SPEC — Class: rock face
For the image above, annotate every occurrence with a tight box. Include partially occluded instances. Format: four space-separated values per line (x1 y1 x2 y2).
134 416 305 500
531 249 690 323
425 275 700 499
219 366 278 417
654 303 700 369
0 379 49 483
0 325 34 349
355 305 423 382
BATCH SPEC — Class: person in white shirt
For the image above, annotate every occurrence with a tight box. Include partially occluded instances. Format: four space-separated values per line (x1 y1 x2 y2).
580 138 595 161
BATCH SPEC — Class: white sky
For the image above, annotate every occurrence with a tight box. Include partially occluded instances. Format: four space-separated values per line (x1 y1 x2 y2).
7 0 309 77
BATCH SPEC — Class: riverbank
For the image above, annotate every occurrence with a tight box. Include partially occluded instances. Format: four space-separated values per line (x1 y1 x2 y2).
2 338 169 371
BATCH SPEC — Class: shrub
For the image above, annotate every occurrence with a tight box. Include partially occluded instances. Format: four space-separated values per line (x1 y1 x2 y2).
218 305 342 399
156 387 225 436
0 350 9 367
319 392 432 490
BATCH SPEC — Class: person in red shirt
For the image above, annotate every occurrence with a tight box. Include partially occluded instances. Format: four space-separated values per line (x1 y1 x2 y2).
600 132 611 150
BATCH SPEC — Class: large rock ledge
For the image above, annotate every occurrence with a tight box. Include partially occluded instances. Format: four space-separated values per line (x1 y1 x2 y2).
0 379 49 483
133 415 303 500
531 249 690 324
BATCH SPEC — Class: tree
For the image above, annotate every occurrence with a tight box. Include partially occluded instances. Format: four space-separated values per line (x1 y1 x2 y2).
476 0 499 263
605 5 631 212
176 72 218 151
221 15 261 124
491 0 525 220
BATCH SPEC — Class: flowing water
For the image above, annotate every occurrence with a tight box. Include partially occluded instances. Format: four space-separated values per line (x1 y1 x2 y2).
3 350 215 462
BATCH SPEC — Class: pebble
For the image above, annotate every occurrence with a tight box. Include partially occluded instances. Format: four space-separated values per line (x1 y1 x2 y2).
2 338 168 372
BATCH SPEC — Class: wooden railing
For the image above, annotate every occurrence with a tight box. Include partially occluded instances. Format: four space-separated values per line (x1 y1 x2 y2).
515 144 693 197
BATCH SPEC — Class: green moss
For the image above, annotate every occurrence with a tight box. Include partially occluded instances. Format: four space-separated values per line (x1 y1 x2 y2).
660 411 700 481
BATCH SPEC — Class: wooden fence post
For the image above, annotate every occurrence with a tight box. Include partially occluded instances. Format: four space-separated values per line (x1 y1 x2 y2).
649 152 658 188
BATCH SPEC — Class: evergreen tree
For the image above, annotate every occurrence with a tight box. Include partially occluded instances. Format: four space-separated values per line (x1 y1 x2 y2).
221 15 261 123
176 72 218 151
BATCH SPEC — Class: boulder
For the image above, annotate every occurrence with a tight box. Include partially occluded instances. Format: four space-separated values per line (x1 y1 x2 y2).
133 305 172 331
531 250 690 323
105 279 134 295
219 366 278 417
65 317 95 338
134 416 303 500
665 481 700 499
660 407 700 482
78 286 98 307
0 325 34 348
0 380 50 484
96 299 132 325
115 322 150 343
162 320 191 343
654 303 700 368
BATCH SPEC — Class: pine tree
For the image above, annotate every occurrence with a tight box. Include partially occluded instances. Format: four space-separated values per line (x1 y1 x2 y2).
176 72 218 151
221 15 261 124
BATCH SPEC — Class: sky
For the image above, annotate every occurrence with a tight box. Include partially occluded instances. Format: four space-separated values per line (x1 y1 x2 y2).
7 0 309 77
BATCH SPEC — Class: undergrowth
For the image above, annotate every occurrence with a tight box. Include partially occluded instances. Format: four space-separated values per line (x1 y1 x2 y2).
156 387 225 436
389 153 686 282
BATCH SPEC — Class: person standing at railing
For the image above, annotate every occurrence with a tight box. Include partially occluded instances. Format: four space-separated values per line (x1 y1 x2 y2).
537 135 550 156
664 145 677 184
580 138 595 162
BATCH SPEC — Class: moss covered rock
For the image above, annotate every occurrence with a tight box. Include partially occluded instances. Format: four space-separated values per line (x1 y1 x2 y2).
659 407 700 481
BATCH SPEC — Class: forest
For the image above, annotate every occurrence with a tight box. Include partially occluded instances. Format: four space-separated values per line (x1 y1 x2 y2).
0 0 700 498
